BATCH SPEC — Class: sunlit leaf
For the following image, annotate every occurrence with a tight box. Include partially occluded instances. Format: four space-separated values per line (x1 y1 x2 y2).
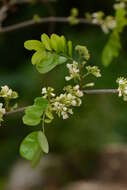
36 53 67 74
32 50 46 65
41 34 52 51
24 40 44 51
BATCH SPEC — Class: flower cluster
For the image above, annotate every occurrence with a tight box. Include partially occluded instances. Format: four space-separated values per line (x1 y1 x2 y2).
42 85 83 120
85 11 116 34
86 66 101 77
114 0 127 9
91 11 104 25
91 12 116 34
101 16 116 34
65 61 80 81
0 103 6 124
0 85 18 99
116 77 127 101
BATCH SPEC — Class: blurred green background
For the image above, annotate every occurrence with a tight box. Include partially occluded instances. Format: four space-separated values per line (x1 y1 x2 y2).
0 0 127 188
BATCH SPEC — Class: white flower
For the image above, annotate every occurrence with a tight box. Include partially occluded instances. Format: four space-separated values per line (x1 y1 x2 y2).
42 87 55 98
66 61 80 81
86 66 101 77
124 89 127 95
85 83 95 87
42 87 47 94
71 100 77 106
114 2 126 9
50 84 84 120
65 76 71 81
116 77 127 101
0 85 18 99
74 85 80 90
0 103 6 124
1 85 12 97
63 107 67 111
76 90 84 97
62 112 69 119
68 109 73 114
51 93 55 97
0 103 6 115
67 93 73 100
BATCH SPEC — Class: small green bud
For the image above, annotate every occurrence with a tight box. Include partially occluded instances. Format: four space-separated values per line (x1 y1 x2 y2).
33 14 41 23
75 45 90 60
71 8 79 17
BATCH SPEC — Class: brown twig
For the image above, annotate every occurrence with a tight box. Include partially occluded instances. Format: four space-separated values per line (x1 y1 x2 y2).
84 89 119 95
0 16 97 33
0 0 56 28
5 89 119 116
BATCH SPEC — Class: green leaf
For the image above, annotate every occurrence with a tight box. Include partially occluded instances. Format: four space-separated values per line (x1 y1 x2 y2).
50 34 59 52
38 131 49 153
115 7 127 33
23 113 41 126
51 34 64 53
102 7 127 66
31 149 42 168
57 55 67 65
102 31 121 66
50 34 67 54
24 40 44 51
23 97 48 126
60 36 67 53
36 52 67 74
34 97 48 109
20 131 42 161
41 34 52 51
68 41 72 57
32 50 46 65
36 52 55 74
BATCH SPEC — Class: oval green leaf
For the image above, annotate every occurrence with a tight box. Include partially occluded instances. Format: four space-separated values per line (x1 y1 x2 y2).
41 34 52 51
20 131 42 161
24 40 44 51
38 131 49 153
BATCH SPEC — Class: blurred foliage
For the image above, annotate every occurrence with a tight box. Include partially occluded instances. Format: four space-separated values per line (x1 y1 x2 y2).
0 0 127 184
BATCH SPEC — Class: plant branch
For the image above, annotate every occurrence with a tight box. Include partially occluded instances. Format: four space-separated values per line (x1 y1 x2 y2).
0 0 56 28
84 89 118 95
0 17 98 34
5 89 119 116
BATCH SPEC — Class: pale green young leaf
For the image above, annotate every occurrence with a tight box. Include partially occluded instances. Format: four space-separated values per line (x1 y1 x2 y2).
41 34 52 51
38 131 49 154
102 31 121 66
36 53 67 74
23 97 48 126
50 34 62 53
20 131 42 161
34 97 48 110
32 51 46 65
50 34 59 52
115 7 127 33
31 149 42 168
57 55 67 65
60 36 67 53
68 41 72 57
36 52 55 74
23 113 41 126
24 40 44 51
